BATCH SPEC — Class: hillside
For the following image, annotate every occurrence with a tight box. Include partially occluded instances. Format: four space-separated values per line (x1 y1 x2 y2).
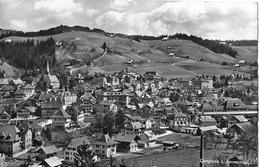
232 46 257 63
1 30 255 78
0 62 20 77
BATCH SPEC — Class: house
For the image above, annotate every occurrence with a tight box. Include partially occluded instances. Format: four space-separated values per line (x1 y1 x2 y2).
38 145 59 158
228 115 248 127
92 134 117 158
0 85 14 94
125 121 145 134
62 92 77 106
14 88 26 100
114 133 140 152
201 79 213 89
0 78 8 86
18 123 32 150
41 98 62 118
100 91 130 105
51 109 71 131
100 101 118 113
64 136 90 163
17 108 31 118
199 116 217 127
66 105 85 126
39 156 62 167
79 93 96 113
23 84 35 99
0 111 11 124
227 122 254 137
171 112 190 127
38 93 56 104
138 131 157 147
0 125 21 156
221 98 247 111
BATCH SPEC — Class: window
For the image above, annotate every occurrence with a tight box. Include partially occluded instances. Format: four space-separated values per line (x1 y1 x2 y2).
65 157 69 160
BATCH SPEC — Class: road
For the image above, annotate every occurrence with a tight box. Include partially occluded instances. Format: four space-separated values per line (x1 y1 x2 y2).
69 64 87 75
69 49 107 75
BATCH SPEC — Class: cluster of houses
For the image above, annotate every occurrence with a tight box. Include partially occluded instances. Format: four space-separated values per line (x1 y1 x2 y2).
0 61 257 166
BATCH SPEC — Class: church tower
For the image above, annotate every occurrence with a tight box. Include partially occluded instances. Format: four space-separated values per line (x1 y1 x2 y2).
46 59 50 75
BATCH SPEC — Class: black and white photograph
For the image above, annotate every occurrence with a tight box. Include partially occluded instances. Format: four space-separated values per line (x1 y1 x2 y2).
0 0 258 166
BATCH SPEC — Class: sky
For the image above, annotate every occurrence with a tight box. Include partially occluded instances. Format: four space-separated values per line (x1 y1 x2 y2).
0 0 258 40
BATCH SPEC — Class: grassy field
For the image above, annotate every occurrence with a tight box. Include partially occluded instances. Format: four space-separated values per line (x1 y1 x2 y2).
121 131 242 167
232 46 257 63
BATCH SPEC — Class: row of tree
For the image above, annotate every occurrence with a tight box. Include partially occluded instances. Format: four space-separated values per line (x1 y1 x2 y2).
0 37 56 69
0 25 106 39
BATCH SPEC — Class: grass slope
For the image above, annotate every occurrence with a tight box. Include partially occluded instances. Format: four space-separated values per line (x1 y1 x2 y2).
3 31 253 78
232 46 257 63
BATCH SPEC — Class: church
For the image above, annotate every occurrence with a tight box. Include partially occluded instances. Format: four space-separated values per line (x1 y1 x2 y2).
45 60 60 90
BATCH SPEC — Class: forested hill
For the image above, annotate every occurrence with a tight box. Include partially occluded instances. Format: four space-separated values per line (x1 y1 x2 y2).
0 38 56 70
0 25 105 39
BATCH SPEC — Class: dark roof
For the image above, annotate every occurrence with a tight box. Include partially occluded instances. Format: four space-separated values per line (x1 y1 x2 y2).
69 136 90 147
93 134 117 145
51 109 71 118
41 100 62 109
115 133 140 143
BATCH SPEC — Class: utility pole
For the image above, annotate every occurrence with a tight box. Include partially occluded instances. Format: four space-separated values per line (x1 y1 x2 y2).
199 133 205 167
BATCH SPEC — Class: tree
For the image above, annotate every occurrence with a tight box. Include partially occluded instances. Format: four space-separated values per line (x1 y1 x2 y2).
170 92 179 102
102 42 107 50
133 36 140 43
74 142 96 167
103 111 115 134
236 125 258 160
115 110 125 132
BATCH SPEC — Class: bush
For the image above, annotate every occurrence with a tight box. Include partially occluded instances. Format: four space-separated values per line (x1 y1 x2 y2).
221 62 229 66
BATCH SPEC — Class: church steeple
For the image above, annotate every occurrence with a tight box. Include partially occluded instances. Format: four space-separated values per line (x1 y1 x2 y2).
46 59 50 75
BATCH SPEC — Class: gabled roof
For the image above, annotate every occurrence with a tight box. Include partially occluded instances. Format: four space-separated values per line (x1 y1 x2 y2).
51 109 71 118
234 122 254 132
48 75 59 83
115 133 140 143
0 110 11 119
232 115 248 122
0 85 14 91
38 93 56 101
131 121 143 129
202 103 215 111
23 84 35 89
200 116 216 122
40 145 59 155
94 134 117 145
68 136 90 147
174 112 188 118
42 156 62 167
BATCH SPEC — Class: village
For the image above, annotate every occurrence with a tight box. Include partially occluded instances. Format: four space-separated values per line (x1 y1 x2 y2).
0 54 257 167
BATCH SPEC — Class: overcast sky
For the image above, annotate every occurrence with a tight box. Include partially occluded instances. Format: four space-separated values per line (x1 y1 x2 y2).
0 0 257 40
